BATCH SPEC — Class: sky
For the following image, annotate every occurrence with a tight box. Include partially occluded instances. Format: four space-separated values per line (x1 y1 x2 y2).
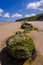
0 0 43 22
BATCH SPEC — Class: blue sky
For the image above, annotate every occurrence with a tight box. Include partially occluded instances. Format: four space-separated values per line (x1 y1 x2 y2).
0 0 43 22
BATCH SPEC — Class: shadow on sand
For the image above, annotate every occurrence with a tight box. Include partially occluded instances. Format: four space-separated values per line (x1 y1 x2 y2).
0 47 28 65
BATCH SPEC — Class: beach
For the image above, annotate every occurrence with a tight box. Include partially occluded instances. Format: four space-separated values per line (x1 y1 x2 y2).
0 21 43 55
0 22 43 55
0 21 43 65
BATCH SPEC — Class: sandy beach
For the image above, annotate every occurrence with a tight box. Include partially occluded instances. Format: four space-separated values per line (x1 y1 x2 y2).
0 21 43 55
0 21 43 65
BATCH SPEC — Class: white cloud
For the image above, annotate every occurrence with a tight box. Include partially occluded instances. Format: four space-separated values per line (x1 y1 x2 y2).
12 13 23 18
27 0 43 11
25 14 36 17
0 9 3 13
0 14 2 16
39 8 43 11
3 12 10 18
0 9 10 18
0 8 3 17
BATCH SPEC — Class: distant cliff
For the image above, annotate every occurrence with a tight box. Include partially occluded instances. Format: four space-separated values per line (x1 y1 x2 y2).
16 13 43 22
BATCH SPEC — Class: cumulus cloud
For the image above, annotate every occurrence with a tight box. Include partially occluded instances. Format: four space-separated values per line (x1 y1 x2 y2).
39 8 43 11
3 12 10 18
27 0 43 11
0 9 3 13
0 8 3 16
0 9 10 18
0 14 2 16
25 14 36 17
12 13 23 18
